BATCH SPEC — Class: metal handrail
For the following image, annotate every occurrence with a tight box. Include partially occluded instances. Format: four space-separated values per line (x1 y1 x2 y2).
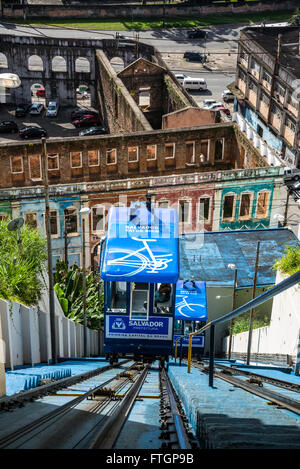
187 270 300 380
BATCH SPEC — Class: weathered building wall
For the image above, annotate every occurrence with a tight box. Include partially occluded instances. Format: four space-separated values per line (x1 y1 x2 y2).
2 0 295 20
0 123 238 190
162 107 217 130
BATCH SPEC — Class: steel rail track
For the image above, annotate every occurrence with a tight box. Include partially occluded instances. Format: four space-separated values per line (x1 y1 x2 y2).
159 367 192 450
0 361 137 449
213 362 300 393
191 361 300 416
88 364 150 449
0 359 131 411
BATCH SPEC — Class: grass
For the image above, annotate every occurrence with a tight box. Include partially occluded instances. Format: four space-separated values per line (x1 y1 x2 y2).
10 11 292 31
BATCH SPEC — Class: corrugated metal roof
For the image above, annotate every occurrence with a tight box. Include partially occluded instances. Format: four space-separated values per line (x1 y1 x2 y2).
180 229 299 288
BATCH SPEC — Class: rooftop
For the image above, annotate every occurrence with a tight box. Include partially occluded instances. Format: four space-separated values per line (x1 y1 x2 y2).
242 26 300 79
180 228 300 288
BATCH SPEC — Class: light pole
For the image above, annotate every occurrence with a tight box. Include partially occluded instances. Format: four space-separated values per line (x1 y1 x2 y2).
80 207 91 357
227 263 237 360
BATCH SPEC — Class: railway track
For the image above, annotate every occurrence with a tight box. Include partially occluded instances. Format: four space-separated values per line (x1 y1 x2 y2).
0 362 194 450
192 360 300 416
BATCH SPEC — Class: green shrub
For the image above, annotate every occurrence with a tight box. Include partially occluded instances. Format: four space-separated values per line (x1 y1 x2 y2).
0 220 47 305
273 246 300 277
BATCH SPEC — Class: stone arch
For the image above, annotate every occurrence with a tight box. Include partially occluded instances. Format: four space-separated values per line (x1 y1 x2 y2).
75 57 90 73
52 56 67 72
28 55 43 71
0 52 8 69
109 56 125 73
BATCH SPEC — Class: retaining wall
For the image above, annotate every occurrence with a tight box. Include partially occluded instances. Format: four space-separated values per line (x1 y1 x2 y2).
222 271 300 363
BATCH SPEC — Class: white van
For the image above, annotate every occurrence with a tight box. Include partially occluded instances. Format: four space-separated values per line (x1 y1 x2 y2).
183 78 207 91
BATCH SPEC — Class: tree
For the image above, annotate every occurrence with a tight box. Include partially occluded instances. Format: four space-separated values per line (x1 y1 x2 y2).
54 261 104 330
0 219 47 305
289 8 300 26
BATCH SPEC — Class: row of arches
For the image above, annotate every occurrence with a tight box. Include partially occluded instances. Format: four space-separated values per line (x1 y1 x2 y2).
0 53 91 73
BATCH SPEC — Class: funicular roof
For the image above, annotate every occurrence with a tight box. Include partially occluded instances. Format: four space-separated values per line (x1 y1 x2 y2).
101 206 179 283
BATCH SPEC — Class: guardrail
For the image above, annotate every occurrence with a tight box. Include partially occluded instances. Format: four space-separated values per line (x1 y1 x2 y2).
187 270 300 386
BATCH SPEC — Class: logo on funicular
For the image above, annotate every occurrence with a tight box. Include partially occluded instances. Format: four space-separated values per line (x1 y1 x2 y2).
111 318 126 330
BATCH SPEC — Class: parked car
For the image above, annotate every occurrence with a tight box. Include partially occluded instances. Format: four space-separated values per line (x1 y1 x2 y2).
222 89 235 102
187 29 207 39
79 126 108 136
46 101 59 117
36 88 45 98
73 114 101 128
202 99 218 108
71 109 99 121
0 121 18 134
15 104 30 118
183 51 207 63
215 106 231 116
29 103 44 115
175 73 190 85
183 78 207 91
117 34 134 43
19 126 47 139
203 101 223 110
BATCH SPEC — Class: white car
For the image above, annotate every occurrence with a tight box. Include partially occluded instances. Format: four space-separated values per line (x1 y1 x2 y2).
46 101 59 117
222 89 234 102
29 103 44 115
202 99 218 108
175 73 190 85
203 101 223 110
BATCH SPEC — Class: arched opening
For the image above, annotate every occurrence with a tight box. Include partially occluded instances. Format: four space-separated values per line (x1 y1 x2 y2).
75 57 90 73
109 56 125 73
76 84 91 107
52 56 67 73
31 83 45 104
0 53 8 69
28 55 43 72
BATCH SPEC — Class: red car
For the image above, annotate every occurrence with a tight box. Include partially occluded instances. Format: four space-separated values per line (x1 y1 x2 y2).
36 88 46 98
215 106 231 116
73 114 101 128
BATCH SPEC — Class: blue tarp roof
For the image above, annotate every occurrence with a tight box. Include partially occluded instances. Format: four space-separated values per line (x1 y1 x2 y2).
180 229 300 288
101 207 179 283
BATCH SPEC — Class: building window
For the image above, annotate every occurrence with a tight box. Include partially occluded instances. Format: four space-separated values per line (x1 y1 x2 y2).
223 194 235 220
215 139 224 161
185 141 195 165
239 193 252 219
165 143 175 159
106 148 117 165
256 191 269 218
128 146 139 163
250 57 260 76
50 210 59 236
88 150 100 167
199 196 211 223
70 152 82 168
10 156 23 174
29 154 42 180
287 92 299 110
25 212 38 230
285 116 296 132
271 103 282 120
178 200 190 224
260 91 269 106
248 79 257 93
48 153 59 171
274 81 285 98
262 69 272 85
238 68 246 82
200 140 209 162
158 199 169 208
146 144 157 161
64 207 78 235
92 205 105 232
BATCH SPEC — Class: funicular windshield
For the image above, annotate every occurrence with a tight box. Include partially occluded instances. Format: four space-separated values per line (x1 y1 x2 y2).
105 280 174 320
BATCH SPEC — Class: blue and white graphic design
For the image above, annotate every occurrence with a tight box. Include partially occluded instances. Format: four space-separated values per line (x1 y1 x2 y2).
106 315 173 341
174 335 205 348
101 207 179 283
175 281 207 321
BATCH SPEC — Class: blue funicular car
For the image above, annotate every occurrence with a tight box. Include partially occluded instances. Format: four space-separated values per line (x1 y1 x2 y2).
101 201 179 365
